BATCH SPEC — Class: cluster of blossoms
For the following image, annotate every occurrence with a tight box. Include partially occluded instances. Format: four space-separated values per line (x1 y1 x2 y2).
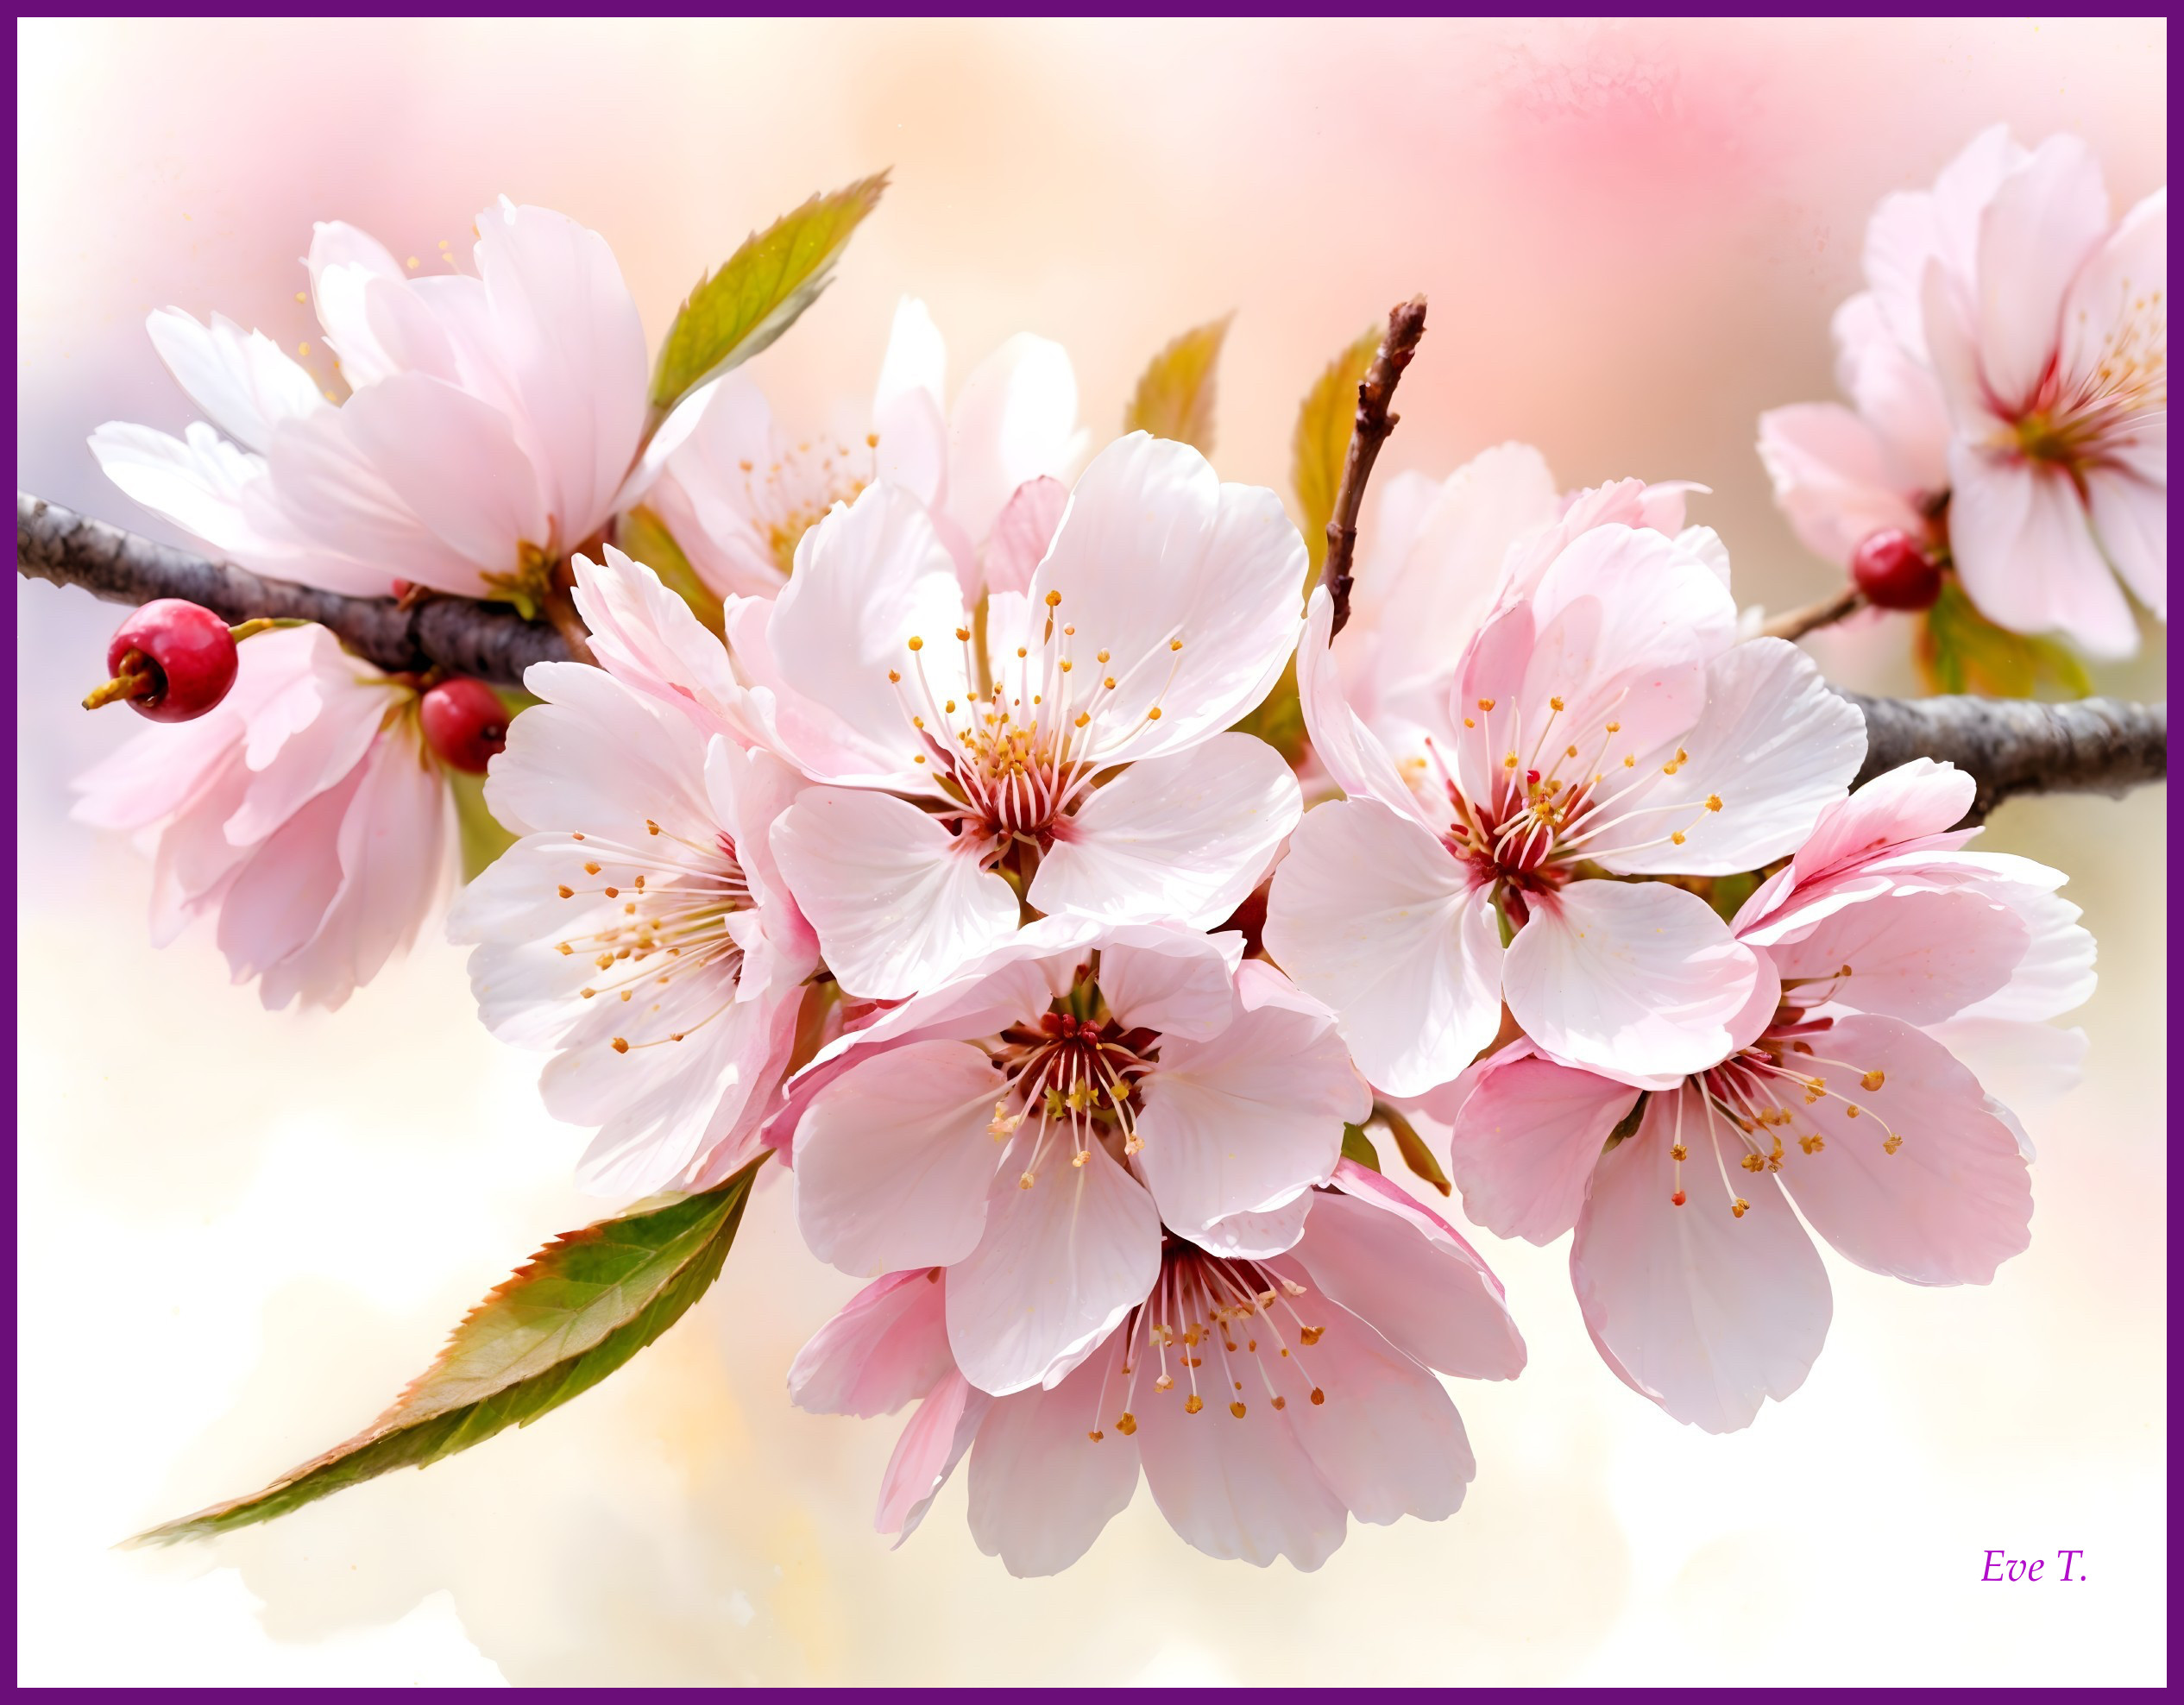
1761 124 2167 657
73 143 2108 1574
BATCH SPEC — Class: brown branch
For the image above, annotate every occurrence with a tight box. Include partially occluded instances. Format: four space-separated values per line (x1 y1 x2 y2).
16 492 570 686
1842 689 2167 822
1319 295 1428 639
17 490 2169 818
1760 583 1866 642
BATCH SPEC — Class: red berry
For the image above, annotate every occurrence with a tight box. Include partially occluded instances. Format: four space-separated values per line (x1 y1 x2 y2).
420 677 510 774
1850 529 1943 611
106 599 239 721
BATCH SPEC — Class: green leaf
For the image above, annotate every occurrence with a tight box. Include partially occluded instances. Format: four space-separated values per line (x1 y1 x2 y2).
1227 657 1306 765
448 770 517 883
1291 325 1380 576
1122 313 1233 456
649 173 891 418
1371 1102 1452 1198
1918 576 2093 700
127 1157 768 1547
1341 1122 1383 1173
615 505 723 635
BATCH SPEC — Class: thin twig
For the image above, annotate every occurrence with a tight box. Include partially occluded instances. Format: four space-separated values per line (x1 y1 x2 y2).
16 489 2168 816
16 493 570 685
1320 295 1428 639
1760 583 1866 642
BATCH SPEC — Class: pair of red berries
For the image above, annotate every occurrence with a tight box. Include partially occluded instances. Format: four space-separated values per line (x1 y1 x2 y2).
1849 530 1945 611
93 600 509 774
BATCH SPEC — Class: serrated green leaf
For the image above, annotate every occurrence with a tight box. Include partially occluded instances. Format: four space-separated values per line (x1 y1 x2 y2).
1291 326 1381 576
1371 1102 1451 1198
615 505 723 636
1918 577 2093 700
649 173 890 418
1341 1123 1383 1173
448 769 518 883
1122 313 1233 456
127 1157 767 1547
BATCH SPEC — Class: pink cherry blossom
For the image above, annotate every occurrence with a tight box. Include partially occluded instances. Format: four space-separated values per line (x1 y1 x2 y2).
73 625 452 1010
1759 126 2166 657
1267 510 1866 1095
786 921 1369 1396
648 297 1084 602
1444 759 2085 1431
91 199 649 601
744 433 1306 998
446 552 820 1197
788 1161 1524 1574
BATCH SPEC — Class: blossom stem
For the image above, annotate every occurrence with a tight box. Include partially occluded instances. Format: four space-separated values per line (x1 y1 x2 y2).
1319 296 1428 639
1759 583 1867 642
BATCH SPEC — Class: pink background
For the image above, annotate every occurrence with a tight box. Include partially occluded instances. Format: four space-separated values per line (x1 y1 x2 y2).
15 17 2167 1685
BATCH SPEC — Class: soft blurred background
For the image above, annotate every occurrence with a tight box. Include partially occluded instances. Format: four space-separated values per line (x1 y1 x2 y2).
14 16 2167 1686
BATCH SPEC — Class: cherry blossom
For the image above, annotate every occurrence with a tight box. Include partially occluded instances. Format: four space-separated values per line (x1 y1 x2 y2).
786 920 1369 1397
1760 126 2166 657
447 554 820 1197
1266 506 1866 1095
746 433 1306 998
789 1161 1523 1573
91 198 649 603
73 625 451 1010
1443 759 2083 1431
649 297 1083 602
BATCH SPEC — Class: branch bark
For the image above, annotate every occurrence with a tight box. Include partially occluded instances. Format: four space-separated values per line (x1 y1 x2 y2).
1760 583 1866 642
1319 295 1428 639
1842 689 2166 822
17 488 2168 817
16 492 570 685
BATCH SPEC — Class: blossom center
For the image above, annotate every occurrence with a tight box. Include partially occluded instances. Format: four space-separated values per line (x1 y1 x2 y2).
735 433 878 577
1088 1241 1331 1441
549 821 754 1055
985 959 1159 1183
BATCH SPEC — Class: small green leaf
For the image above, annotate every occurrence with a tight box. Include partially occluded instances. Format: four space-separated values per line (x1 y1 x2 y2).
448 770 518 882
1228 657 1306 764
1122 313 1233 456
1918 577 2093 700
615 505 723 635
1341 1123 1383 1173
649 172 891 418
127 1157 767 1546
1372 1102 1452 1198
1291 326 1380 576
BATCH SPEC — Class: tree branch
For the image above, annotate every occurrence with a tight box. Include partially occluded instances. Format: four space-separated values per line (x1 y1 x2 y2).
1760 583 1866 642
1319 295 1427 639
17 489 2168 818
1843 689 2166 822
16 492 570 685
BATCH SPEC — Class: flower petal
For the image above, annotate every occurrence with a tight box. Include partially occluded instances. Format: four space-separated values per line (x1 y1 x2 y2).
1766 887 2029 1024
1974 135 2111 410
945 1134 1161 1396
1570 1087 1833 1432
1262 800 1501 1098
770 786 1017 1000
1503 878 1759 1085
1948 445 2138 658
1300 1162 1527 1379
1086 923 1243 1042
946 332 1079 544
876 1369 991 1541
966 1339 1141 1577
981 475 1069 597
1755 401 1926 569
789 1268 954 1419
1772 1013 2032 1286
1030 733 1301 929
1446 1052 1640 1245
792 1040 1005 1275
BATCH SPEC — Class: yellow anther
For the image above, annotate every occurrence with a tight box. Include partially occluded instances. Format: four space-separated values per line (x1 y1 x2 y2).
1299 1324 1325 1346
1605 720 1621 733
1116 1412 1138 1435
1566 744 1580 758
602 885 619 898
1016 646 1029 659
645 821 659 837
1845 1104 1860 1119
1883 1134 1904 1154
1229 1401 1247 1418
612 1037 629 1054
1671 830 1686 845
1074 712 1091 727
954 626 971 642
887 669 900 683
1104 676 1117 689
1147 706 1162 721
580 987 596 998
1740 1152 1765 1173
1059 658 1073 672
1184 1394 1204 1415
1097 650 1111 664
1800 1134 1825 1155
1170 638 1183 651
1272 1394 1287 1410
1309 1387 1325 1405
1018 1171 1035 1189
1503 752 1519 769
1476 697 1495 711
1670 1143 1689 1161
1623 755 1636 767
1731 1198 1750 1218
583 861 601 875
1463 717 1476 728
1705 794 1723 812
907 636 923 651
1086 1429 1104 1443
1044 589 1063 607
1550 695 1565 712
1861 1069 1885 1091
557 884 574 899
1071 1151 1088 1168
1154 1373 1174 1391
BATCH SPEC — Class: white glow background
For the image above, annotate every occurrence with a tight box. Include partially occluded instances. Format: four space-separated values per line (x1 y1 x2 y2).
14 17 2167 1685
